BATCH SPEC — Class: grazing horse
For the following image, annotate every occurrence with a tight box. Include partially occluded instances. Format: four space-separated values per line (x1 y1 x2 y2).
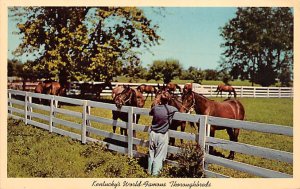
151 89 189 146
166 82 182 94
137 84 157 100
112 85 145 135
216 84 237 98
181 91 245 159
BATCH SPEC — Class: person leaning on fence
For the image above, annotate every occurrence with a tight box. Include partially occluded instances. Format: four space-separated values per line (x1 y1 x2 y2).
148 91 178 176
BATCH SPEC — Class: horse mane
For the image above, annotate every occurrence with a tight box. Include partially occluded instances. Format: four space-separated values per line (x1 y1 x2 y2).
192 91 214 102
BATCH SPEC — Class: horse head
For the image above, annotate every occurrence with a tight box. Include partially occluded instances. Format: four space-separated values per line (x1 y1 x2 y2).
114 85 133 109
181 90 196 113
151 89 171 108
137 84 145 93
183 83 193 95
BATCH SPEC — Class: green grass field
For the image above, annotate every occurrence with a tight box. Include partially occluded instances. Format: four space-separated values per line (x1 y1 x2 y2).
116 76 263 86
8 96 293 178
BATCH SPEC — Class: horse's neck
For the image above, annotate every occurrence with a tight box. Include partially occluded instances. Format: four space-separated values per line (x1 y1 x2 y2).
170 98 182 109
194 93 211 114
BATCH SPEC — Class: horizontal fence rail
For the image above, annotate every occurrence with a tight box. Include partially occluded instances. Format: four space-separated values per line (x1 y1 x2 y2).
7 89 293 178
8 81 293 98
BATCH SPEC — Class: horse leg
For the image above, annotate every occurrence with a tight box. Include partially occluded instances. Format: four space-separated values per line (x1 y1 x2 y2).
209 127 216 155
226 128 239 160
180 121 186 144
145 93 149 101
112 111 118 133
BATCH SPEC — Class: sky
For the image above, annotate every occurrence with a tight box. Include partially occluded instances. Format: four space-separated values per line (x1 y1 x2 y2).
7 7 237 70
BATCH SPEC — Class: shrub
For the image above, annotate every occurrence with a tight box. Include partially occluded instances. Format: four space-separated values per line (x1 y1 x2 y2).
160 142 204 178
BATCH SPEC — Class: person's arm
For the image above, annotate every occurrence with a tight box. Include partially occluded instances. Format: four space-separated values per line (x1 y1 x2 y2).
149 107 154 116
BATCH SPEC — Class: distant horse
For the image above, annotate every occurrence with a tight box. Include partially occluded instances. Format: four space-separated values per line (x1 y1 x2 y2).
34 80 56 104
181 91 245 159
46 82 67 96
151 89 189 146
113 85 145 136
216 84 237 98
137 84 157 100
166 82 182 94
45 81 69 107
80 82 112 100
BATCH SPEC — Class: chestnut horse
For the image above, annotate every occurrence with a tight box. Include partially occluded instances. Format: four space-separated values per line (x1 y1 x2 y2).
183 83 193 95
112 85 125 99
137 84 157 100
34 80 66 104
216 84 237 98
113 85 145 136
151 89 188 146
166 82 182 93
181 91 245 159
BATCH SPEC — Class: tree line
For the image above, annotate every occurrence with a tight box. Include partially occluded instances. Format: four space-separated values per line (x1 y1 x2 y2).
5 58 260 86
9 7 293 87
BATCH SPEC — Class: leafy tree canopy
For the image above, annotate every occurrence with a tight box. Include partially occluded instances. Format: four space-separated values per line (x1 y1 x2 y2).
147 59 182 83
220 7 293 86
10 7 162 83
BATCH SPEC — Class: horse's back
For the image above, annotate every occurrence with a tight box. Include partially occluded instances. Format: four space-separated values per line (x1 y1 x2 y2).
222 99 245 120
35 82 44 93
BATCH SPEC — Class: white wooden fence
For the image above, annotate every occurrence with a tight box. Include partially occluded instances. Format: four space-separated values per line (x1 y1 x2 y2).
8 81 293 98
69 82 294 98
7 89 293 178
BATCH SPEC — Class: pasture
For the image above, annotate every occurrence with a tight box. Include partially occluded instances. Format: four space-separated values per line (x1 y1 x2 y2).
8 95 293 177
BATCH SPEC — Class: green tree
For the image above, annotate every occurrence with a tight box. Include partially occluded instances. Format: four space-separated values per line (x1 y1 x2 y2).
220 7 293 86
8 59 23 77
203 69 219 80
10 7 162 83
147 59 182 83
187 67 204 84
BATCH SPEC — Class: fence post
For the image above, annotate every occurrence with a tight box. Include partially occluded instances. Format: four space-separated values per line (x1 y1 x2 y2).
210 86 213 97
28 94 32 121
86 102 91 138
267 87 270 97
49 96 54 133
240 86 243 98
279 87 281 98
82 100 88 144
198 115 208 172
127 107 134 157
8 91 12 115
25 92 28 125
253 87 256 98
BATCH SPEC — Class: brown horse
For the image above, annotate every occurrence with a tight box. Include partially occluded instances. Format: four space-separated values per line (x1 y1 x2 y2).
46 82 67 96
112 85 125 99
216 84 237 98
183 83 193 95
151 89 191 146
113 85 145 135
34 80 56 104
137 84 157 100
166 82 182 93
181 91 245 159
